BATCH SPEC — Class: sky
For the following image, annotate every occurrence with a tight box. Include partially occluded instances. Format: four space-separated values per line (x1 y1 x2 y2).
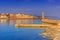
0 0 60 18
42 0 60 19
0 0 41 16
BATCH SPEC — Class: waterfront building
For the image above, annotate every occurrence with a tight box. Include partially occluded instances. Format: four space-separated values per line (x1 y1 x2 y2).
16 13 38 19
0 13 38 19
16 13 23 19
9 13 16 19
0 13 8 19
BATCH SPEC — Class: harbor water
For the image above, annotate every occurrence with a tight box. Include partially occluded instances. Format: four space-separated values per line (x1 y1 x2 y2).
0 19 49 40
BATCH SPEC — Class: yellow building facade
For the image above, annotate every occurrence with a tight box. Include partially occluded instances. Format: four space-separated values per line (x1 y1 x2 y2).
0 14 8 19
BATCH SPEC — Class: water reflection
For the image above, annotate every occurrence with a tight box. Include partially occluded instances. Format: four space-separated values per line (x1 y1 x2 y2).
0 19 41 25
9 20 16 25
0 19 8 24
16 19 34 24
0 19 41 29
0 19 48 40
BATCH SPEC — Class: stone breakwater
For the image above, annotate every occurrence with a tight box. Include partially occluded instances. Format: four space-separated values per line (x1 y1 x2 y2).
41 26 60 40
15 23 60 40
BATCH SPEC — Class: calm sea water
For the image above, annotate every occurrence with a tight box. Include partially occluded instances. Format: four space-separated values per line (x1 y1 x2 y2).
0 19 49 40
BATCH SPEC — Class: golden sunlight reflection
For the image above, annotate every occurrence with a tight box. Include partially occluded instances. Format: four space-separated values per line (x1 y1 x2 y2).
0 19 35 24
9 20 16 25
0 19 8 23
16 19 33 24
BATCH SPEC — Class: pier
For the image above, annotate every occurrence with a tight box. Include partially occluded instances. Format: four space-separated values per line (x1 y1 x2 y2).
15 24 58 29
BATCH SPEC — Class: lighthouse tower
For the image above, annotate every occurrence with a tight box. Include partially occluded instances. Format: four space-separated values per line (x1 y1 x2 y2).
41 10 46 23
42 11 45 19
